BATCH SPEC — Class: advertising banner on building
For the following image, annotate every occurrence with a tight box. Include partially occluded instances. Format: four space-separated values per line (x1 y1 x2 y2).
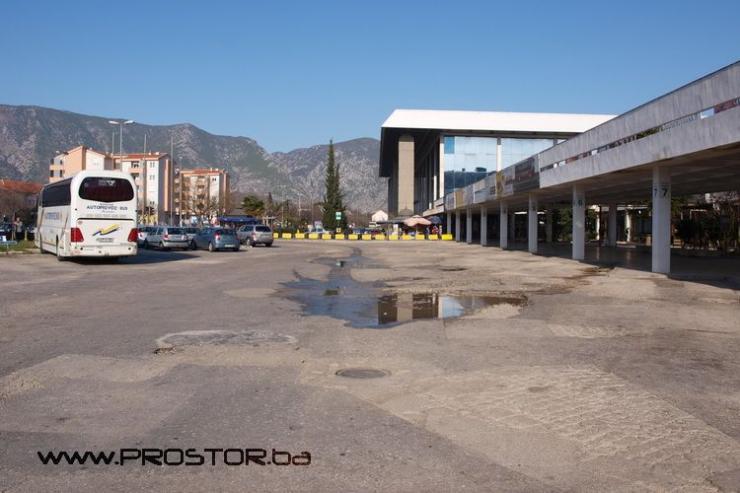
486 174 497 200
473 179 488 204
496 167 515 197
513 157 539 193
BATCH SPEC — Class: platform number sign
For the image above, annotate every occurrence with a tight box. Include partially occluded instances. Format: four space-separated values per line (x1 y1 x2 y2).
653 184 669 198
335 211 342 220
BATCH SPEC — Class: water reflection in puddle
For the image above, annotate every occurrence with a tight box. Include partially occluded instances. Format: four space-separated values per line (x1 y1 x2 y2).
376 292 521 325
282 252 523 328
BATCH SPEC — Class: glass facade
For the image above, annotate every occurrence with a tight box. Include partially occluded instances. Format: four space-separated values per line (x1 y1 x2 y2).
443 136 496 195
443 136 556 195
500 138 555 168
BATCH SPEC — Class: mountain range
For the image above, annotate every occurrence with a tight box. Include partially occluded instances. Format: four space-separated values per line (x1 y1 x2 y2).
0 104 386 212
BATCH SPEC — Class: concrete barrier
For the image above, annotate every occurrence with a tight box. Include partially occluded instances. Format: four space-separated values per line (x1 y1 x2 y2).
273 232 454 242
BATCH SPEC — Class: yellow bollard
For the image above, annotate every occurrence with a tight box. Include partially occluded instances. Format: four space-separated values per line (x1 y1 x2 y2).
321 233 332 240
361 234 373 241
294 233 306 239
428 234 439 241
388 234 399 240
441 234 454 241
281 233 292 239
415 234 426 241
335 233 346 240
348 234 359 240
308 233 320 240
273 232 279 239
401 234 413 240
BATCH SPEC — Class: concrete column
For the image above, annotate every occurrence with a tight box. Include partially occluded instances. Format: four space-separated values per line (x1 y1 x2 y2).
438 140 445 199
528 194 538 254
652 167 671 274
466 208 473 244
545 209 553 243
499 202 508 250
455 211 461 242
398 135 415 216
625 210 632 242
509 212 516 243
607 203 618 247
480 208 488 246
572 185 585 261
446 213 452 236
595 206 601 242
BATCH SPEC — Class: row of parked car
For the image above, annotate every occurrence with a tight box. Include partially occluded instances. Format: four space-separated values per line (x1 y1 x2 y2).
136 224 274 252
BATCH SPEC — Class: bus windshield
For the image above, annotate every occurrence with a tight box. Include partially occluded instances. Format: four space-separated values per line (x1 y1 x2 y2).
79 177 134 202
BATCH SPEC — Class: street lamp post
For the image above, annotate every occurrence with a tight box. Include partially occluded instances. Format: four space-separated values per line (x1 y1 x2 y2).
108 119 134 158
109 119 134 217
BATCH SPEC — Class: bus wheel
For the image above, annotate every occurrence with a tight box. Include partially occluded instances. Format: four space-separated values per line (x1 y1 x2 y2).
56 239 66 261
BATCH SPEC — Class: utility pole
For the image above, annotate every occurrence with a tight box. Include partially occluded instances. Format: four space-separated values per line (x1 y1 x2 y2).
170 136 175 225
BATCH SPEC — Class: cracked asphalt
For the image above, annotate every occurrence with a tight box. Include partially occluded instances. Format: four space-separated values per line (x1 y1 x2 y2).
1 241 739 492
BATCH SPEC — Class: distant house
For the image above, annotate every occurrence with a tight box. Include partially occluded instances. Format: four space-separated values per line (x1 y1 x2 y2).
0 178 43 223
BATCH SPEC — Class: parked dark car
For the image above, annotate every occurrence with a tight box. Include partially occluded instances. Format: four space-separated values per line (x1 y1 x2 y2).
194 227 240 252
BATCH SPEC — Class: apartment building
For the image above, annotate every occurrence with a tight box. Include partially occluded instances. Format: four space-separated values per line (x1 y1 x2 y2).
116 152 175 224
48 147 176 224
49 146 115 183
177 168 230 221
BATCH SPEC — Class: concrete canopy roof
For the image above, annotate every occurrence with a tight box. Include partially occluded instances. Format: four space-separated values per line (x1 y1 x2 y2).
379 109 615 177
381 109 615 134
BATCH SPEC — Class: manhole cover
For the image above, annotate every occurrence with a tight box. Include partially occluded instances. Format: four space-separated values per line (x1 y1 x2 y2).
335 368 389 379
156 330 296 350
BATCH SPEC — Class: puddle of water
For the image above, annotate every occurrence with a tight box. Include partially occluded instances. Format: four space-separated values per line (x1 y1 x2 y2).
377 292 522 325
282 251 523 328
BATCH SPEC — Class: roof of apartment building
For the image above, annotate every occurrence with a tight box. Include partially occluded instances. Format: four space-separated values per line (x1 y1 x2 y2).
58 145 111 157
0 179 44 194
118 152 170 160
182 168 226 175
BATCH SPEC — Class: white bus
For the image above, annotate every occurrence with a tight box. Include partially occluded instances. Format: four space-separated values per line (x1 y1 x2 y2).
36 170 138 259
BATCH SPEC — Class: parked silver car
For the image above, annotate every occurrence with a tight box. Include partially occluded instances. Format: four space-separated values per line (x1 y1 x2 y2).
183 227 200 249
137 225 155 246
144 226 189 250
193 227 240 252
237 224 273 247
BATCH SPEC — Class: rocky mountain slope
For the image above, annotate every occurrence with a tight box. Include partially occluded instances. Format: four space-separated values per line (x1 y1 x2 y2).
0 104 386 211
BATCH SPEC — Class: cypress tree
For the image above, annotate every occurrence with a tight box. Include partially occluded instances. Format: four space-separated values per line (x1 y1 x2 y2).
322 140 345 230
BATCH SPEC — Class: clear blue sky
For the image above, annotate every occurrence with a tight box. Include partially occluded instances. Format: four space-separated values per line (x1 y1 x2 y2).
1 0 738 151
